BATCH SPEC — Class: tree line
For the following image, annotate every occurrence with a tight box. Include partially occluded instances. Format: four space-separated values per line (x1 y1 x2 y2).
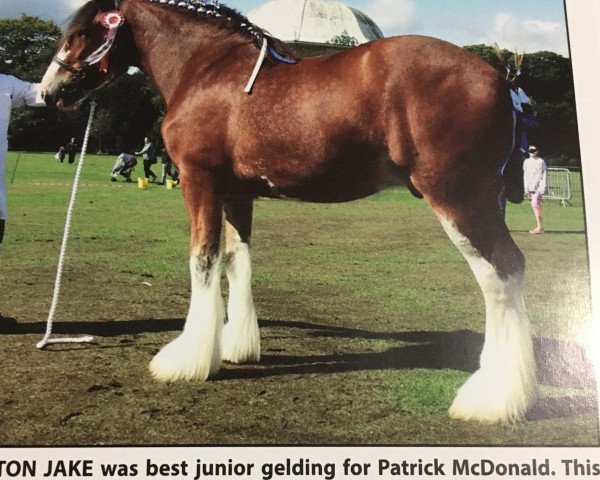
1 14 580 165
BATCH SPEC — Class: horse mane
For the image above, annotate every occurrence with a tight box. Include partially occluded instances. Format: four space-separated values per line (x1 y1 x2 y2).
65 0 298 63
145 0 299 63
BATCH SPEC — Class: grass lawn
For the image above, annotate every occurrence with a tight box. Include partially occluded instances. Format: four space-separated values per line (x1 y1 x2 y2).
0 152 596 445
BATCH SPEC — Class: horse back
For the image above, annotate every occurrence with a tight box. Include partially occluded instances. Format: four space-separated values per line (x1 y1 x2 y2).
169 35 513 202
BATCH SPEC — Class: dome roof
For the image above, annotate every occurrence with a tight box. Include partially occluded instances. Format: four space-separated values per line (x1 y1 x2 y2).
248 0 384 45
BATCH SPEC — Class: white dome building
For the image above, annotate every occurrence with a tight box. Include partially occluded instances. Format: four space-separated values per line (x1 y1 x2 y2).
248 0 384 56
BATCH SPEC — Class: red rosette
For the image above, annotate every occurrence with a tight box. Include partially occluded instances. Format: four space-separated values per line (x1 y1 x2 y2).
101 10 125 30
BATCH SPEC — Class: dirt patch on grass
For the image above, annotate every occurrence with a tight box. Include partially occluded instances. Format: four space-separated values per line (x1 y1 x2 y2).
0 306 596 445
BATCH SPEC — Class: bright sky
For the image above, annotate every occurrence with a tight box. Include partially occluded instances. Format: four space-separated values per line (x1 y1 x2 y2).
0 0 570 56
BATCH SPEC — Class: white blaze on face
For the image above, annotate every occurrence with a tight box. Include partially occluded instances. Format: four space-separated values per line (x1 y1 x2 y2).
40 44 70 98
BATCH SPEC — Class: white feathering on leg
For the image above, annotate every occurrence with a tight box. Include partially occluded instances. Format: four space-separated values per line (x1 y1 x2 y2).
222 239 261 363
439 217 536 423
150 255 224 381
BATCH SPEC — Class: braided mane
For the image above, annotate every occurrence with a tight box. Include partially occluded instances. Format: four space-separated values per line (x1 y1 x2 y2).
146 0 298 62
65 0 298 64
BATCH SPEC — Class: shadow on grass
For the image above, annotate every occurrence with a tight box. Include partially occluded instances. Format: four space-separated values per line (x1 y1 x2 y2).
511 229 586 235
1 314 596 420
0 315 184 336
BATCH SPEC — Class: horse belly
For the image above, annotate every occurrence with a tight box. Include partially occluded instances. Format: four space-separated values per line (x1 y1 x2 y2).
232 144 394 203
277 157 385 203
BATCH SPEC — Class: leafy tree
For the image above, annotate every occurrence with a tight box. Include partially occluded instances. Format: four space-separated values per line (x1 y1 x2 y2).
90 73 164 153
464 44 579 165
464 44 506 70
520 51 579 163
0 15 61 80
0 15 74 152
328 31 359 47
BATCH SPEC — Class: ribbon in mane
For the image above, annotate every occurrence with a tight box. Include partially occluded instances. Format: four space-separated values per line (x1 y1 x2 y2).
87 10 126 73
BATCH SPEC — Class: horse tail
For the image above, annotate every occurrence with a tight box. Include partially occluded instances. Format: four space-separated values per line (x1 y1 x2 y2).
501 86 525 204
503 151 525 204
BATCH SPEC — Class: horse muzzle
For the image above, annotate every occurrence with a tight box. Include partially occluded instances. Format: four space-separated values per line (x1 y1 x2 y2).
42 90 58 108
42 81 86 110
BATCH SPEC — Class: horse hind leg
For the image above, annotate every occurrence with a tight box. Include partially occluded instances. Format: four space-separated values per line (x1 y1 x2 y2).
149 169 224 381
430 192 536 423
222 197 261 363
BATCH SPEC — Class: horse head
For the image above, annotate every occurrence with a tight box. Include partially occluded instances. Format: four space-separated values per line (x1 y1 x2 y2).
41 0 134 109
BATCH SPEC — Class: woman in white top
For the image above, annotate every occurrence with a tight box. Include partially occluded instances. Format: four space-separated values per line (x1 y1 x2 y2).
523 145 547 234
0 74 44 243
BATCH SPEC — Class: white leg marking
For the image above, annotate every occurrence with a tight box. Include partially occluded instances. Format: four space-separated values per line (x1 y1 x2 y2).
222 237 261 363
149 255 224 381
439 217 536 423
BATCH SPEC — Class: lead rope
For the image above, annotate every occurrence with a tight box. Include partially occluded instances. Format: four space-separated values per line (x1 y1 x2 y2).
244 37 268 94
37 101 97 349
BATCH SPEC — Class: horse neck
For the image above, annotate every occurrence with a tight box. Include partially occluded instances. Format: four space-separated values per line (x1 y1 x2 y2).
121 0 255 106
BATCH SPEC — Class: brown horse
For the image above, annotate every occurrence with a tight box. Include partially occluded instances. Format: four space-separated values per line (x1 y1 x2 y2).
40 0 535 424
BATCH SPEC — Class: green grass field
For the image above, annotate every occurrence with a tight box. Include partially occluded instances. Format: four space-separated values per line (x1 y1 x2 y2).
0 152 596 445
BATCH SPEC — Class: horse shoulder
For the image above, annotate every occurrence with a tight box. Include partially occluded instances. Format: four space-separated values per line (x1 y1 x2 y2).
161 95 233 170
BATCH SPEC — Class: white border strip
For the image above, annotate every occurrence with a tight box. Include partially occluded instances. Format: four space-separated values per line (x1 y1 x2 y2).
565 0 600 439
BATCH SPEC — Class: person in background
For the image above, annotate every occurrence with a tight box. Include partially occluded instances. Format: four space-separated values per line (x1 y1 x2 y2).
523 145 547 235
65 137 78 164
110 152 137 182
135 137 158 182
159 147 179 185
55 146 66 162
0 74 44 243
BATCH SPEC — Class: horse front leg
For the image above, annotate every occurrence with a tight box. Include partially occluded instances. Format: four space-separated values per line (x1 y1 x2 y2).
150 169 224 381
222 197 260 363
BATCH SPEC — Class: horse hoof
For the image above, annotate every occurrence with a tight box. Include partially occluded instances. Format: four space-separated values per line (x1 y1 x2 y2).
222 319 261 364
448 369 536 424
149 333 221 381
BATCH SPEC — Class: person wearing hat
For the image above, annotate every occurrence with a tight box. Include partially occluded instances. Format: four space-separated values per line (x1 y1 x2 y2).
0 74 44 243
523 145 547 235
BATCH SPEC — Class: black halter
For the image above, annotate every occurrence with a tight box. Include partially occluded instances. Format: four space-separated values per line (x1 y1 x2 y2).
53 56 84 76
52 56 89 94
